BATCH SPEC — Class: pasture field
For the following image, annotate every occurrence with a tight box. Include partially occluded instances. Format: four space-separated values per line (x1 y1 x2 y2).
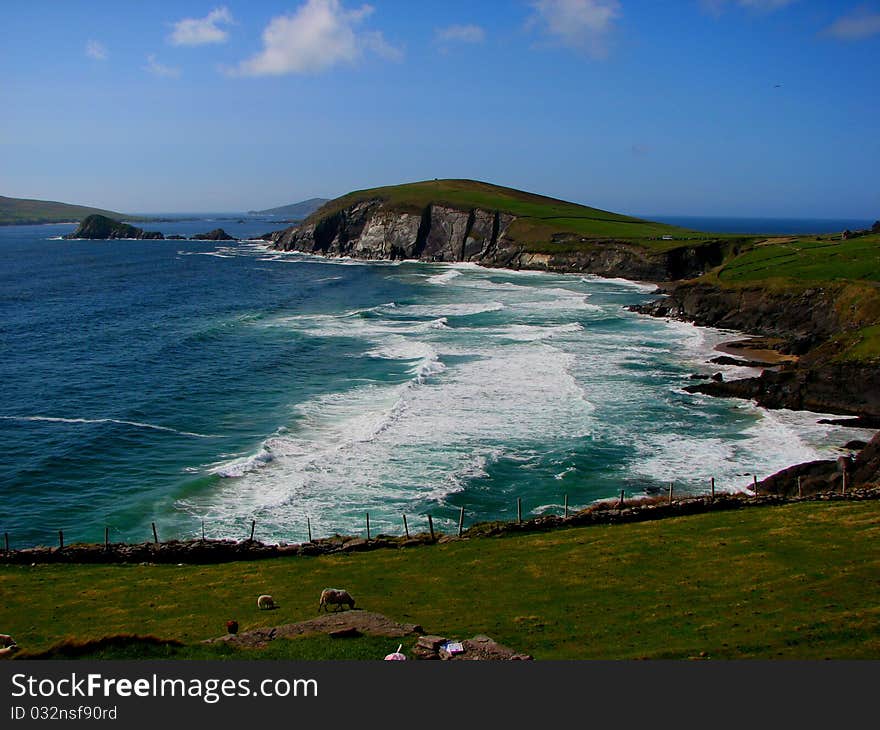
2 501 879 660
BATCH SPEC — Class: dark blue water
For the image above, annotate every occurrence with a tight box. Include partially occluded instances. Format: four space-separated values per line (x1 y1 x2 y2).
1 220 871 547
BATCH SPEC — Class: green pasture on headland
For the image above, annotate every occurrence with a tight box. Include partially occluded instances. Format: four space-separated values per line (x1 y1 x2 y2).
2 501 878 660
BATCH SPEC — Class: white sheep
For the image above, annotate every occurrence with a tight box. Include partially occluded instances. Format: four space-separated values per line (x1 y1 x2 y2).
319 588 355 612
0 634 17 656
257 594 277 610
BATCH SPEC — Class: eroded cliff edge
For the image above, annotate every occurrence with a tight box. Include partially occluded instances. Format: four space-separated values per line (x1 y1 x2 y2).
632 281 880 420
266 199 728 281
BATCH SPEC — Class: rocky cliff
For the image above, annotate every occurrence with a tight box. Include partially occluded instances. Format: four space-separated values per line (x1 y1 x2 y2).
63 214 163 240
632 282 880 417
267 200 727 281
191 228 237 241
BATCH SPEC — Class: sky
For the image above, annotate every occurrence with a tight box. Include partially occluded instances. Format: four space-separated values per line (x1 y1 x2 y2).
1 0 878 217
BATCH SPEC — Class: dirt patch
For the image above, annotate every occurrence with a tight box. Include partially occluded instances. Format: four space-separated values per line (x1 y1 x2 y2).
206 610 423 649
206 611 532 660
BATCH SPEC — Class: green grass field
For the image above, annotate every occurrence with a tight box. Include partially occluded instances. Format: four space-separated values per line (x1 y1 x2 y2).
714 233 880 285
2 501 879 660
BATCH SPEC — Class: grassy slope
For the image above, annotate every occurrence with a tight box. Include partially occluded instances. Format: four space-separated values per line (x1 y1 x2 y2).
698 232 880 363
307 179 736 251
3 502 879 660
0 196 132 226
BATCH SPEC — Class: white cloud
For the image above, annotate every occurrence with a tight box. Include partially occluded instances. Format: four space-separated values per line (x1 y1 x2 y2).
169 6 234 46
528 0 621 58
230 0 401 76
700 0 798 15
825 6 880 40
435 24 486 44
145 54 181 78
85 40 108 61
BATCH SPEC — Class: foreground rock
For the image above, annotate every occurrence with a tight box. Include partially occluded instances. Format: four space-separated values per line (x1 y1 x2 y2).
205 612 531 659
63 214 163 240
206 611 423 649
190 228 237 241
757 430 880 497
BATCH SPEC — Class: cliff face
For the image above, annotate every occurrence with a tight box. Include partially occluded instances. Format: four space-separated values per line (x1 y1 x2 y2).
633 282 880 418
684 363 880 417
63 214 163 240
636 282 844 353
268 200 726 281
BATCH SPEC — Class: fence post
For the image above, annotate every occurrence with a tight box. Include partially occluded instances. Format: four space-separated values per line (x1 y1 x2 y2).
564 494 569 518
517 497 522 524
250 520 256 542
753 475 758 498
58 530 64 550
366 513 371 541
152 522 159 544
797 476 802 498
403 514 409 539
710 477 715 501
201 520 205 541
427 515 435 542
105 527 110 550
842 469 847 495
618 489 625 508
5 532 9 554
668 481 674 505
458 506 464 538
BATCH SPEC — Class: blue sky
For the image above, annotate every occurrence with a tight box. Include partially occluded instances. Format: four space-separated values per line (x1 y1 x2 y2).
1 0 878 217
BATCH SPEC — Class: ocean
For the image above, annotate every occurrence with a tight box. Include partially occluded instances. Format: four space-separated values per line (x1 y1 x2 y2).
0 217 872 547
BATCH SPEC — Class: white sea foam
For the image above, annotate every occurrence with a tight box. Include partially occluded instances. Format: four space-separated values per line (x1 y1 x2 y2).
494 323 585 342
426 269 462 285
393 302 504 317
580 274 658 292
0 415 217 439
173 259 871 539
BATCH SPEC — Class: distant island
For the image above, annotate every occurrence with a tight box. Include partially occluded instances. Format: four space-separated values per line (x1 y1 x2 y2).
63 214 237 242
247 197 330 219
0 195 148 226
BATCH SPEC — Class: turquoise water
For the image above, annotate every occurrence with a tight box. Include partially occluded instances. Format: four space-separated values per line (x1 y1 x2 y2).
0 221 871 546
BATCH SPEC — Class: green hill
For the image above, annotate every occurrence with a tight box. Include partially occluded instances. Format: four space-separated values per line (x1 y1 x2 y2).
0 195 132 226
307 178 713 250
248 197 330 219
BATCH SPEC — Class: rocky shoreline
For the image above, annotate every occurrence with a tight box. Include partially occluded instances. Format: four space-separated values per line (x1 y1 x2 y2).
629 284 880 418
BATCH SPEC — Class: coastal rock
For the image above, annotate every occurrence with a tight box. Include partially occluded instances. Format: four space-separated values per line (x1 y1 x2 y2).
756 431 880 496
63 214 164 240
267 202 723 280
190 228 237 241
684 363 880 418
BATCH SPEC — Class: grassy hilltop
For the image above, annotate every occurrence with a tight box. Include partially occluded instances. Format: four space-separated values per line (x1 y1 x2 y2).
0 195 135 226
307 178 735 251
2 501 879 660
696 230 880 364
